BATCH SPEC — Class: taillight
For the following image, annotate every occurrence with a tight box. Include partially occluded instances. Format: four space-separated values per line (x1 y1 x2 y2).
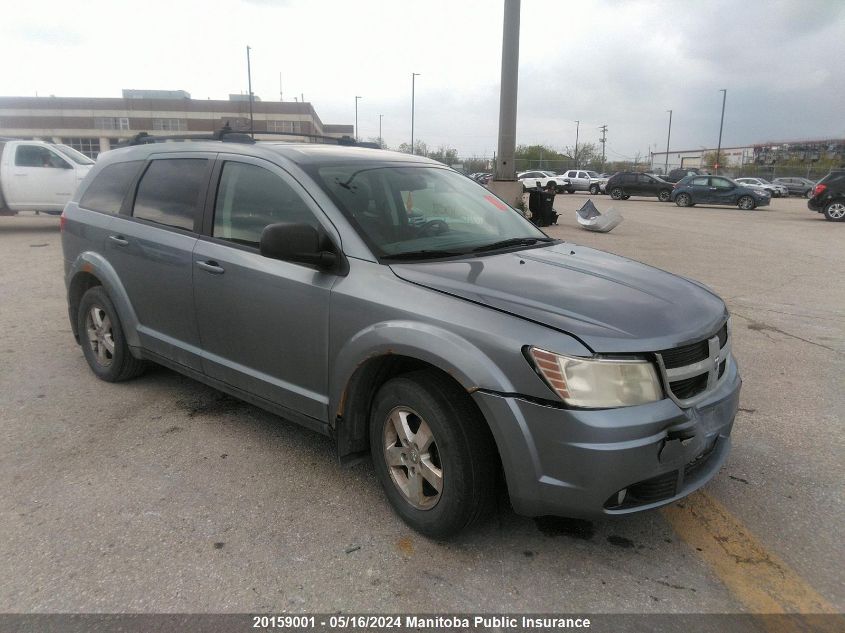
60 210 67 232
812 183 827 197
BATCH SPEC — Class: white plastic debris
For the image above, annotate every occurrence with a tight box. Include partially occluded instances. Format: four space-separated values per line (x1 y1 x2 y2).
576 200 623 233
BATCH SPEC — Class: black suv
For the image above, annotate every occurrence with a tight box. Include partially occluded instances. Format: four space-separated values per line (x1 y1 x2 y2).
605 172 675 202
807 168 845 221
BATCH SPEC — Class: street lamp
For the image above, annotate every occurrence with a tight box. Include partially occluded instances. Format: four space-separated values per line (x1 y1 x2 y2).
411 72 420 154
715 89 727 173
354 96 362 141
246 45 254 138
574 120 580 168
378 114 384 148
664 109 673 176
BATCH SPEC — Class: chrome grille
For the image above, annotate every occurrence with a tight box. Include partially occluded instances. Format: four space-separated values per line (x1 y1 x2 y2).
656 321 731 407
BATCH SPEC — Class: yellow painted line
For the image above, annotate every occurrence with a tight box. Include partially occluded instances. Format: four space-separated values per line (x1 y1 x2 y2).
663 491 843 632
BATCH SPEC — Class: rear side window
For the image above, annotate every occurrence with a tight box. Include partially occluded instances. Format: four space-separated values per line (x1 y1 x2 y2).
820 171 844 185
691 177 709 186
213 162 317 247
621 174 636 184
80 161 143 214
132 159 207 231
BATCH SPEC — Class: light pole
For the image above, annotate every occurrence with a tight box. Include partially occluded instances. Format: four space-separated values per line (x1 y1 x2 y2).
354 96 362 141
411 72 420 154
246 45 254 138
574 120 580 168
378 114 384 148
664 109 673 176
715 89 726 173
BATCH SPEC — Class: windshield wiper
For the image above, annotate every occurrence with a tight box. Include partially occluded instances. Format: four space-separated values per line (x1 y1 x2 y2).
381 250 468 261
471 237 555 253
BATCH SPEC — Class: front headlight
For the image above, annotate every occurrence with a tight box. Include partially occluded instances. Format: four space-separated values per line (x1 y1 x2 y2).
528 347 663 408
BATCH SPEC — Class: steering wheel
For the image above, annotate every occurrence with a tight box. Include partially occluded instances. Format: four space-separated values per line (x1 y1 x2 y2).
417 219 449 236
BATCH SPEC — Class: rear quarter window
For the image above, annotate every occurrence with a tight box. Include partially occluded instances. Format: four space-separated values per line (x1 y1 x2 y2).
79 161 143 214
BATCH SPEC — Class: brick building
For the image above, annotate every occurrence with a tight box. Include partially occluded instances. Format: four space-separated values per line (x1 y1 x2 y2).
0 89 353 158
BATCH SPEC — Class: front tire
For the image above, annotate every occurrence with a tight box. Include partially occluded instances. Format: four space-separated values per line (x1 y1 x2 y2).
369 371 497 538
78 286 145 382
610 187 624 200
658 189 671 202
823 200 845 221
737 195 756 210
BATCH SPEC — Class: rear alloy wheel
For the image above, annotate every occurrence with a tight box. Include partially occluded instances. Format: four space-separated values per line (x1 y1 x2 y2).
589 184 599 195
658 189 671 202
823 200 845 221
78 286 145 382
737 195 756 210
370 371 497 538
675 193 692 207
610 187 624 200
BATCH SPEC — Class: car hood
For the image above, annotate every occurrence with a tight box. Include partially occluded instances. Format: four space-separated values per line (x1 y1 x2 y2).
389 243 727 353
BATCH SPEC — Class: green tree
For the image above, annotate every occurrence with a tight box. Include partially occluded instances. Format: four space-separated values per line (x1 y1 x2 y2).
397 140 428 156
427 145 459 165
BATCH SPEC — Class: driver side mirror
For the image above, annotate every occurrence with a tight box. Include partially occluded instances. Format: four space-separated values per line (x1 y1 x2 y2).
259 223 338 271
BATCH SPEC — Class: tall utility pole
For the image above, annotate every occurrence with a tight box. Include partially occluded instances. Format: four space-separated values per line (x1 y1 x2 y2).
599 124 607 172
493 0 520 181
378 114 384 148
410 72 420 154
279 72 283 102
354 95 362 141
664 109 673 175
573 120 580 168
715 89 727 173
246 46 254 138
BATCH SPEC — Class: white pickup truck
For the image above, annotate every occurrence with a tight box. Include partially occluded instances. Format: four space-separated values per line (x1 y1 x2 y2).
0 140 95 215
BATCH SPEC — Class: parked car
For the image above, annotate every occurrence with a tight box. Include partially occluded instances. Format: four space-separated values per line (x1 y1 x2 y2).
517 170 568 193
62 136 740 537
0 139 94 215
772 177 816 198
663 167 707 183
807 168 845 221
671 175 771 210
558 169 608 195
734 177 788 198
605 172 675 201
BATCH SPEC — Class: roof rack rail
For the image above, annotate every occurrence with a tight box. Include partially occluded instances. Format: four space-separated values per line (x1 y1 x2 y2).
118 124 381 149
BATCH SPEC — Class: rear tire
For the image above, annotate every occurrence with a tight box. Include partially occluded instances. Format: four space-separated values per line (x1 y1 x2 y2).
78 286 145 382
823 200 845 221
610 187 624 200
675 193 692 207
369 371 497 538
589 184 599 195
658 189 671 202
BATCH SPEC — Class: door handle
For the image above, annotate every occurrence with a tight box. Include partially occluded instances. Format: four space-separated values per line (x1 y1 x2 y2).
196 260 225 275
108 235 129 246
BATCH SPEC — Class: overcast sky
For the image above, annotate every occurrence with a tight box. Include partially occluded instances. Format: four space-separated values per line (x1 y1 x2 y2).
3 0 843 158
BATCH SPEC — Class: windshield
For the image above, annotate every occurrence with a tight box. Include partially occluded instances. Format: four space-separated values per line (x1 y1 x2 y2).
51 144 95 165
311 165 547 259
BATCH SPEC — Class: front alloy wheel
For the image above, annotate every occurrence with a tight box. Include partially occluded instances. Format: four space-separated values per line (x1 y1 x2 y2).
369 371 497 538
738 195 756 210
383 407 443 510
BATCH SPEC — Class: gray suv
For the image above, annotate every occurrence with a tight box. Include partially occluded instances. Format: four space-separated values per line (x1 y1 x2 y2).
61 138 740 537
